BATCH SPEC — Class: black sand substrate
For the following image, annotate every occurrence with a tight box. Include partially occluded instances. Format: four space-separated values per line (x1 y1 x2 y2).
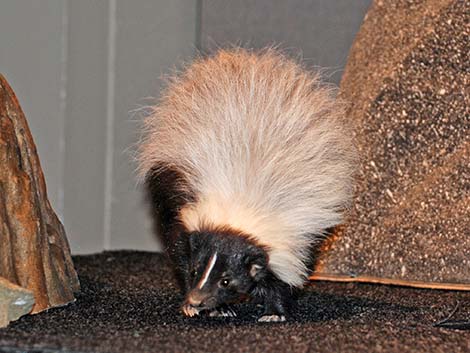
0 251 469 353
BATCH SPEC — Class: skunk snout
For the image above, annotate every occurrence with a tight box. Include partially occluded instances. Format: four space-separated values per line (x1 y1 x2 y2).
186 290 216 308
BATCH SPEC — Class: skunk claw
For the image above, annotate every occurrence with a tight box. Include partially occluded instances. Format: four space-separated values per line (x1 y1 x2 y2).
209 306 237 317
258 314 286 322
181 304 200 317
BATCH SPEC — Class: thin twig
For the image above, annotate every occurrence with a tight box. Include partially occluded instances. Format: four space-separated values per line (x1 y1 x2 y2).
433 302 460 327
433 302 470 329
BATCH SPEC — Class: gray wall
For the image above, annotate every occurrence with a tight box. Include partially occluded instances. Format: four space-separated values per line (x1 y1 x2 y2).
0 0 370 254
201 0 371 83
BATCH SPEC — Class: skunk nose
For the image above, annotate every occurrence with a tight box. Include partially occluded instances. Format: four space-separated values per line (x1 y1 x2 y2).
186 290 205 307
186 290 216 308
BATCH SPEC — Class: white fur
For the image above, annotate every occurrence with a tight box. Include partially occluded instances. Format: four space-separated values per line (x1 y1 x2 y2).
197 252 217 289
138 49 356 287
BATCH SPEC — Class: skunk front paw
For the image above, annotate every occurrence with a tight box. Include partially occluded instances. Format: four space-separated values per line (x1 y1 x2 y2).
181 304 201 317
258 314 286 322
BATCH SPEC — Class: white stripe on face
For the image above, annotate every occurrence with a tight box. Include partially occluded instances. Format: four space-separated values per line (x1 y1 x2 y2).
197 252 218 289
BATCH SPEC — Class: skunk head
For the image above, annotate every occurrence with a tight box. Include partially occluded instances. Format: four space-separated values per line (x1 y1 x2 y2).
182 228 268 312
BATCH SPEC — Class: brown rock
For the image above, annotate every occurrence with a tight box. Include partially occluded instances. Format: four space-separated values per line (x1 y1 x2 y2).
316 0 470 288
0 277 34 328
0 74 80 313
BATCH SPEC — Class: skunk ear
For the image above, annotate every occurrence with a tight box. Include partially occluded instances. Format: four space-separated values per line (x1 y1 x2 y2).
246 246 267 280
249 263 264 279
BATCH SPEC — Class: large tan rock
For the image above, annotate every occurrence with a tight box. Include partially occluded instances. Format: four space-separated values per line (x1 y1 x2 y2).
0 74 80 314
316 0 470 288
0 277 35 328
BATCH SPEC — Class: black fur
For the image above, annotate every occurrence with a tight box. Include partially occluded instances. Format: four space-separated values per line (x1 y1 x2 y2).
177 229 294 319
146 165 195 241
146 164 309 320
145 165 195 288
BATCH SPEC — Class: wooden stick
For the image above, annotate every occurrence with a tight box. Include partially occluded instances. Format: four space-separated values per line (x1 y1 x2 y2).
310 273 470 291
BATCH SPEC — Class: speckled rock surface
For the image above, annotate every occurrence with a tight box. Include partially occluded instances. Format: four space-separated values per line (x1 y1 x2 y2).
318 0 470 286
0 75 80 313
0 251 469 353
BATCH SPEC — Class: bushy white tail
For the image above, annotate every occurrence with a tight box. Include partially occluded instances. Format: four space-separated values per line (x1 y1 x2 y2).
138 49 356 287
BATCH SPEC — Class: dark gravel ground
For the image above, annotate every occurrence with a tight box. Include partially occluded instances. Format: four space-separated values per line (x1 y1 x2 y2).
0 251 469 353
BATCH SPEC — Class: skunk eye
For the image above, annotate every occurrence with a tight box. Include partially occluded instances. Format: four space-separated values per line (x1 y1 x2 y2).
190 269 198 278
219 278 230 288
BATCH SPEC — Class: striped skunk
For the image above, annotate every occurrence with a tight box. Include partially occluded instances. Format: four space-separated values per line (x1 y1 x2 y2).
137 49 356 322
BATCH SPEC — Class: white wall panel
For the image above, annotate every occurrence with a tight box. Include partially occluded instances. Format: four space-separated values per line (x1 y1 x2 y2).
0 0 66 216
201 0 371 84
63 1 110 253
108 0 197 251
